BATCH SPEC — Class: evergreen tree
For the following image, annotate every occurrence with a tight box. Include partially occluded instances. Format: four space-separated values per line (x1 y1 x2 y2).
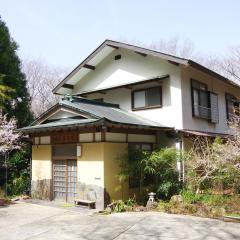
0 16 33 126
0 16 33 195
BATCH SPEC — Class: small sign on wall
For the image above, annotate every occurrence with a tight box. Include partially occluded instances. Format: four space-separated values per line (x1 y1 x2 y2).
77 145 82 157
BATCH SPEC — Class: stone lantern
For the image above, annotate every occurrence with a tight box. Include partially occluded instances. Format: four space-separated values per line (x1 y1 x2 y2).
148 192 156 202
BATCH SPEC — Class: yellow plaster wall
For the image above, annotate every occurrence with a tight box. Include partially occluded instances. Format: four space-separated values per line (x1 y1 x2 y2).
32 145 52 181
103 143 129 201
77 143 105 209
77 143 104 187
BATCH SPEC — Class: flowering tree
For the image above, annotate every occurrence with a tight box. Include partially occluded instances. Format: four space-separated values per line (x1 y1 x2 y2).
0 114 21 153
0 113 21 195
186 116 240 194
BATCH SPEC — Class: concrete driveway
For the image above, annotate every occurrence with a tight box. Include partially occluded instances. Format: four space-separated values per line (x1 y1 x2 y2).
0 202 239 240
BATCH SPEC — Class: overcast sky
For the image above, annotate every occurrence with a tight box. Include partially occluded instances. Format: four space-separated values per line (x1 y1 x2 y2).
1 0 240 69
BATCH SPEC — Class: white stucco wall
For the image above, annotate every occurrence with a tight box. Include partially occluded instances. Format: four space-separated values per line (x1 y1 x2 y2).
73 48 178 93
68 47 240 134
181 66 240 134
73 48 183 129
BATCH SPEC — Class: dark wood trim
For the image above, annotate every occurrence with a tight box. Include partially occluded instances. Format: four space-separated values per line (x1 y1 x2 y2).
98 91 106 94
132 105 162 111
106 44 119 49
53 39 239 95
107 127 156 135
101 130 106 142
131 86 162 111
168 60 180 66
191 78 208 117
134 51 147 57
62 84 74 89
83 64 95 70
76 75 169 96
188 60 240 89
51 149 53 201
124 86 133 90
65 159 68 202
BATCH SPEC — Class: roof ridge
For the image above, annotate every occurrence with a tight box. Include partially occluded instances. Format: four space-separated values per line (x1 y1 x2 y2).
105 39 189 62
70 97 120 108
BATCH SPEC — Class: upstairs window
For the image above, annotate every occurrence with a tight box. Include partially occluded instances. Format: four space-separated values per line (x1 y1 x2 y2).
226 93 240 121
191 79 210 119
132 87 162 110
191 79 219 123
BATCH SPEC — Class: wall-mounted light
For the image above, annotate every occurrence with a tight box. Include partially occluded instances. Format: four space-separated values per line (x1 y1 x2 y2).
77 145 82 157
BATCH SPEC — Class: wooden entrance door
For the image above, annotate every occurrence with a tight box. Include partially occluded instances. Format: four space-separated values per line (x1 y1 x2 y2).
53 159 77 201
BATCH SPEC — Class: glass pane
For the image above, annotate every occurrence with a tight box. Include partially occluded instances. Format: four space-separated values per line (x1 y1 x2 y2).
199 91 208 107
142 144 151 151
146 88 161 106
193 89 199 116
134 91 146 108
52 145 76 157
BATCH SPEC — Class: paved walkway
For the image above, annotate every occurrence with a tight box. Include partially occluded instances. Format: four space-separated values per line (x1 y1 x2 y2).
0 202 239 240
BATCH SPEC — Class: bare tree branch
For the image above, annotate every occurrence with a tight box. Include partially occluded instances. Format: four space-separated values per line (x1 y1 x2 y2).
22 59 69 117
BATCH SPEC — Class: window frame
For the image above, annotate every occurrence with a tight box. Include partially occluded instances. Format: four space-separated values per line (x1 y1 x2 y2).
128 142 153 189
191 79 211 120
131 86 162 111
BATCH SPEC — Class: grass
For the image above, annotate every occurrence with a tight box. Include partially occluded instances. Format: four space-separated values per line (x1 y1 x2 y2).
224 214 240 217
157 191 240 219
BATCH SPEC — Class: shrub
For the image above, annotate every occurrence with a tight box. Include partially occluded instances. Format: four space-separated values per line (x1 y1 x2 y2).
181 190 201 204
113 200 126 213
7 175 30 196
145 148 181 199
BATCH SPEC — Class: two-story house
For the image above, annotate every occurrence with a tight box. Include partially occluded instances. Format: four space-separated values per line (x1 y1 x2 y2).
20 40 240 209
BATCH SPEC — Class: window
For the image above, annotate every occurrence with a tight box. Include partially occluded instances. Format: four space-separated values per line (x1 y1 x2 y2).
191 79 219 123
128 143 152 188
226 93 240 121
191 79 210 119
132 87 162 110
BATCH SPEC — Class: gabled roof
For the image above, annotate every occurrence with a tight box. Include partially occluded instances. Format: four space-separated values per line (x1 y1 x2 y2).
19 97 170 133
53 39 240 95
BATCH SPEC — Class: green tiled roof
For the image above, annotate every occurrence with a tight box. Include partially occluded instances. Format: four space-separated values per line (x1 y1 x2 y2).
19 118 102 132
59 98 165 127
20 97 170 133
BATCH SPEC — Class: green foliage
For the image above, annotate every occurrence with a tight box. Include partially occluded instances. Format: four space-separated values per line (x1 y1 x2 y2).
112 198 136 213
113 200 127 213
115 152 129 199
0 16 33 126
181 189 201 204
158 190 240 218
147 148 181 199
7 176 29 196
125 197 136 207
0 16 33 195
181 189 229 206
116 147 181 202
6 147 31 195
0 74 15 108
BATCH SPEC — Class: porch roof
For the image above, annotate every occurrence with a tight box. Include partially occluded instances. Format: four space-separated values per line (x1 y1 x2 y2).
19 118 101 133
180 129 230 138
19 97 171 133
